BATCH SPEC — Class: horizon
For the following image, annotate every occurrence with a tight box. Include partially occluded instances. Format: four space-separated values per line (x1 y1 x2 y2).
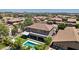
0 9 79 13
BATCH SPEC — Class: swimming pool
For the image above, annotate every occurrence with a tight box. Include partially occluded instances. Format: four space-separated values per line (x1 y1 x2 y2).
23 40 38 48
23 41 36 47
23 39 45 50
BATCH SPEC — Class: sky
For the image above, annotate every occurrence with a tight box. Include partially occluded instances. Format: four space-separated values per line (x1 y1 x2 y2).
0 9 79 13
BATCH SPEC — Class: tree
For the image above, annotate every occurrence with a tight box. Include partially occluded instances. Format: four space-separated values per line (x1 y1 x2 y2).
23 18 33 26
75 24 79 28
3 36 12 46
21 18 33 30
0 15 3 19
11 37 26 50
58 23 66 30
0 23 9 37
77 18 79 21
76 15 79 21
44 36 52 45
17 23 24 31
12 25 18 36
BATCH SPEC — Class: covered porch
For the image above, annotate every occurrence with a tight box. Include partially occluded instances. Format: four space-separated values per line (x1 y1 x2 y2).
21 31 47 42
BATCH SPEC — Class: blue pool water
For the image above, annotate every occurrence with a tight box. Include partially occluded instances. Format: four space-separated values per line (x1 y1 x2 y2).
23 41 36 47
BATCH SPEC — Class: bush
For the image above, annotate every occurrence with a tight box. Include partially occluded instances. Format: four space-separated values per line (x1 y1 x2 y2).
0 15 3 19
77 18 79 21
47 21 53 24
3 36 12 46
35 44 47 50
75 24 79 28
44 36 52 45
11 37 26 50
58 23 66 30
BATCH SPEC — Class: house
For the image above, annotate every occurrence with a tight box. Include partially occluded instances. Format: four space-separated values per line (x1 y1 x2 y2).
33 16 47 21
3 17 13 23
7 18 24 25
50 17 63 24
25 23 58 42
67 18 76 26
51 27 79 50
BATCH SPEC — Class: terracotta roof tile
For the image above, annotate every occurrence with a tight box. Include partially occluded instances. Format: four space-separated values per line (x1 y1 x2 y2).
53 27 79 42
67 19 76 22
27 23 54 31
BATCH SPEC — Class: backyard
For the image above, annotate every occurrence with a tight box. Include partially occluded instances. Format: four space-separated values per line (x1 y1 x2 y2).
12 34 51 50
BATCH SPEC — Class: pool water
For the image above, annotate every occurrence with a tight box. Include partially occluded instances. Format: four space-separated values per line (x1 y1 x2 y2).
23 41 36 48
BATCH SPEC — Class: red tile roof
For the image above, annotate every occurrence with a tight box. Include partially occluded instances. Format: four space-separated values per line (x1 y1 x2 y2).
27 23 54 31
53 27 79 42
67 18 76 22
51 17 62 21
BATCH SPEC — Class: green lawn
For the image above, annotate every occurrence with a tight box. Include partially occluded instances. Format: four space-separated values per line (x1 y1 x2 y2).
0 43 6 49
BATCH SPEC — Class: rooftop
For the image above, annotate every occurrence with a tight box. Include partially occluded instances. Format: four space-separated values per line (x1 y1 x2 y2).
8 18 23 22
67 18 76 22
53 27 79 42
27 23 55 31
51 17 62 21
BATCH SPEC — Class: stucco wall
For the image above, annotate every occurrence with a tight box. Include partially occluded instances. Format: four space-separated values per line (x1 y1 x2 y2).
26 28 49 35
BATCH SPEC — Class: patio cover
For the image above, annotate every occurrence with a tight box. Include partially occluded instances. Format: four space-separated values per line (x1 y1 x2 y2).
22 31 30 36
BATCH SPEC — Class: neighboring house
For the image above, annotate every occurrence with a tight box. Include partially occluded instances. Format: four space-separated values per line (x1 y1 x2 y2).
50 17 63 24
25 23 58 42
7 18 23 25
3 17 13 23
51 27 79 50
32 18 41 23
67 18 76 26
33 16 47 21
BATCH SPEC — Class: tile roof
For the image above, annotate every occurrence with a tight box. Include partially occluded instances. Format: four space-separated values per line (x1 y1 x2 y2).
67 18 76 22
27 23 54 31
8 18 23 22
51 17 62 21
53 27 79 42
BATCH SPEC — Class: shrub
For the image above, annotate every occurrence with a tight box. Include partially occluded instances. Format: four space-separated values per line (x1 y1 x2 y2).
47 21 53 24
58 23 66 30
44 36 52 45
11 37 26 50
75 24 79 28
35 44 47 50
0 23 9 36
